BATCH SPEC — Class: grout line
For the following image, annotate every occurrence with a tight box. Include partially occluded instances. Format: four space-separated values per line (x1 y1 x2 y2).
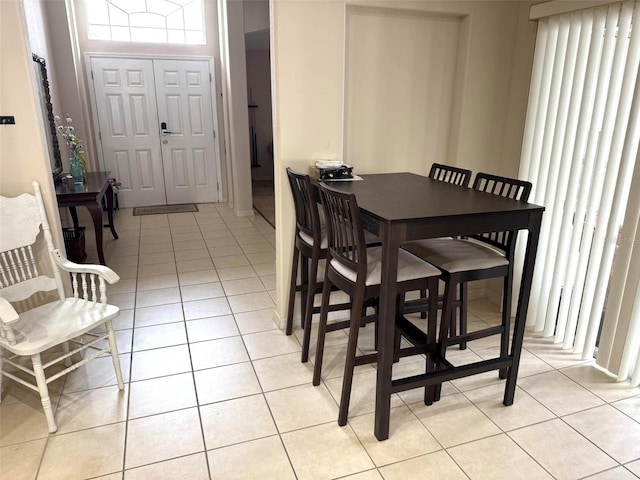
7 207 640 479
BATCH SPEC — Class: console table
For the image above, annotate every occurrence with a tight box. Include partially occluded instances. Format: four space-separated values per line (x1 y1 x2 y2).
55 171 118 265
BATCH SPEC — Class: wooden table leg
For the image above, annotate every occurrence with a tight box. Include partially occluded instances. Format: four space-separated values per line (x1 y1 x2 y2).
86 202 106 265
374 223 401 441
105 184 119 239
69 206 79 230
504 210 543 405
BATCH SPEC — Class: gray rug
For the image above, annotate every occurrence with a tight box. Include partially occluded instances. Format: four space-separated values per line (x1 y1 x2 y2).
133 204 199 216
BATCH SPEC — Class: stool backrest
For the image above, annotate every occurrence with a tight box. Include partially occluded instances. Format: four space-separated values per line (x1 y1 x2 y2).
471 172 533 255
286 168 322 246
318 183 367 280
429 163 472 187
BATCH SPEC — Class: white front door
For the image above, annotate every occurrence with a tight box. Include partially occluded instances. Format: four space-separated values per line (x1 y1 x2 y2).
154 60 218 204
90 56 220 207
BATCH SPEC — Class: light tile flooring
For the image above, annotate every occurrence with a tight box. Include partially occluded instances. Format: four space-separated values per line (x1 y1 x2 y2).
2 204 640 480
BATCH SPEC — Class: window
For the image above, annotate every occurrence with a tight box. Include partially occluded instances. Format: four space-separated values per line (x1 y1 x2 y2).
86 0 205 45
518 1 640 384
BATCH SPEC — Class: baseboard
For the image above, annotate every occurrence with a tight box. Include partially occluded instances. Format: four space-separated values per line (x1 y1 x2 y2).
484 288 503 308
235 208 256 217
272 309 286 330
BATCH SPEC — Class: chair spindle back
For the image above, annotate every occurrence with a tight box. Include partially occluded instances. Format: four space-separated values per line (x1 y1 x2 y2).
0 183 63 303
286 168 322 246
319 183 367 280
471 173 532 255
429 163 472 187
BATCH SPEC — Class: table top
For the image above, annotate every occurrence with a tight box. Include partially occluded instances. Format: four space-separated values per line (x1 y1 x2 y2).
55 171 111 200
323 173 544 224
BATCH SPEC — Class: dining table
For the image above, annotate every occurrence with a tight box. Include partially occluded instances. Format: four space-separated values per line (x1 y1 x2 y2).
325 172 544 440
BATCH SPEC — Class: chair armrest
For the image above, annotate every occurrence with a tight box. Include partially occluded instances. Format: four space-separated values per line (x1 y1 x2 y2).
51 249 120 284
0 296 19 326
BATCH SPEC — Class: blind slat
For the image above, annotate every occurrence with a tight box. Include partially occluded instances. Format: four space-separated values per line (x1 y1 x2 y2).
528 17 561 193
530 13 583 333
542 11 594 336
528 16 573 331
551 6 608 341
560 4 620 349
572 1 634 353
597 142 640 373
582 8 640 358
519 18 550 180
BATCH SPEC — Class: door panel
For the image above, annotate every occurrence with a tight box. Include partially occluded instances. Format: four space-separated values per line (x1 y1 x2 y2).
154 59 218 204
91 58 166 207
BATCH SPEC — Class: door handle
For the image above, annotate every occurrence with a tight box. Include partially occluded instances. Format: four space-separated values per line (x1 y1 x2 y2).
160 122 175 136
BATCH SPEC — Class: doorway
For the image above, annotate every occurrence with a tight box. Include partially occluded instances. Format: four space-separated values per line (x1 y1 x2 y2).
245 35 274 226
89 56 221 207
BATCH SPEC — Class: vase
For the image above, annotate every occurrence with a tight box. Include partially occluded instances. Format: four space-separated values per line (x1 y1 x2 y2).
69 151 84 185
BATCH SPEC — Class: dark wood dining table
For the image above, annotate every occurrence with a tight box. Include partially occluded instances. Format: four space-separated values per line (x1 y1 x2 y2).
55 171 118 265
325 173 544 440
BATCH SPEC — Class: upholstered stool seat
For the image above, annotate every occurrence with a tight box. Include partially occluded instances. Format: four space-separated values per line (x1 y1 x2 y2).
331 246 441 286
403 238 508 274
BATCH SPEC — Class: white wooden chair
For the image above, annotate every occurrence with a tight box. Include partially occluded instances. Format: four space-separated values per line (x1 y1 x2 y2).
0 181 124 433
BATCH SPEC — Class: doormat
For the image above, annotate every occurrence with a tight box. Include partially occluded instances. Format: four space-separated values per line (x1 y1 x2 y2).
133 204 199 216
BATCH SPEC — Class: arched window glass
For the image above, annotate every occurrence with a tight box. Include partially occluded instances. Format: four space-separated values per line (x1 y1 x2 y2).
86 0 205 45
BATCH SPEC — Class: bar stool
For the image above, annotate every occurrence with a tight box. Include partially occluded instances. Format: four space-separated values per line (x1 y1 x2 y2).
285 168 377 362
403 172 532 370
313 183 441 426
405 163 473 321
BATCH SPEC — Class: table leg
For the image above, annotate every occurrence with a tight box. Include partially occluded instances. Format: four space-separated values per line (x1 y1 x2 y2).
504 210 543 405
86 202 106 265
69 207 79 230
374 224 401 441
105 184 119 240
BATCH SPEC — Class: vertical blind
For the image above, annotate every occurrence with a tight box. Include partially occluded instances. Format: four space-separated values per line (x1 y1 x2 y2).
518 0 640 383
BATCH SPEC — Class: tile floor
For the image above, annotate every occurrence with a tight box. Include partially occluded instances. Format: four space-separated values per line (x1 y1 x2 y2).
1 204 640 480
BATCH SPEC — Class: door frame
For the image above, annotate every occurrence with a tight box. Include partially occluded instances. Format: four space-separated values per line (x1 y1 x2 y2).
85 53 224 203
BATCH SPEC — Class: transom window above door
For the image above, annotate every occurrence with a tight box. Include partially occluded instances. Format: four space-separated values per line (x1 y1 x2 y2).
85 0 205 45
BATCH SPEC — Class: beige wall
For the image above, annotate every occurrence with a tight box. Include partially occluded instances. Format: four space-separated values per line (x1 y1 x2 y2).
0 0 65 273
220 0 254 216
245 0 270 33
271 0 537 323
45 0 88 167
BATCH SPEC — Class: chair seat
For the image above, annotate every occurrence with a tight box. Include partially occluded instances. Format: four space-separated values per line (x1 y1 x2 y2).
0 298 119 356
331 246 440 286
299 225 328 248
403 238 508 274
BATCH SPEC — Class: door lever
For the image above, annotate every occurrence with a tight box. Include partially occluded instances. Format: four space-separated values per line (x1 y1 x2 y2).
160 122 175 136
